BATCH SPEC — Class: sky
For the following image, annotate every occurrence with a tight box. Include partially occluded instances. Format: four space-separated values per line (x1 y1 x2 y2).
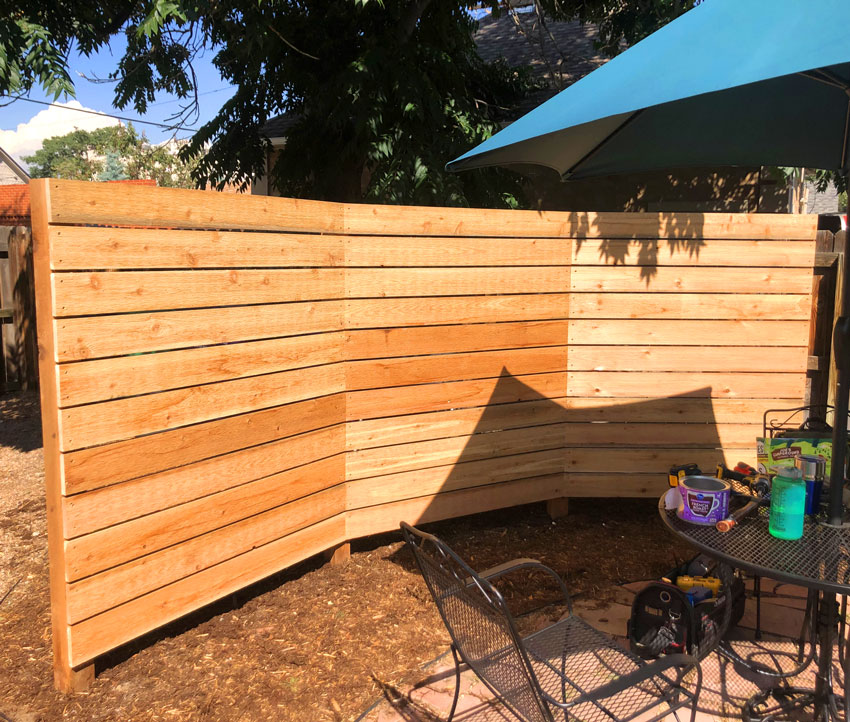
0 33 236 169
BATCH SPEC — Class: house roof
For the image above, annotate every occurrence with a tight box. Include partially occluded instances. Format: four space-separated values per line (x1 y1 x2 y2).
260 11 608 139
0 179 157 226
0 146 31 184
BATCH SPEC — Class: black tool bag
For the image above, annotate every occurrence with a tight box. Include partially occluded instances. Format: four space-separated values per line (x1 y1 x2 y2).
627 556 745 659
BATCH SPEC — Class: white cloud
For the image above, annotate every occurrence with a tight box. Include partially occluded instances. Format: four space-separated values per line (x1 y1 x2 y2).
0 101 119 168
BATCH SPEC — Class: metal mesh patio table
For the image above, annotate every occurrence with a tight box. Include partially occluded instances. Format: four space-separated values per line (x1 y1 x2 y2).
658 494 850 721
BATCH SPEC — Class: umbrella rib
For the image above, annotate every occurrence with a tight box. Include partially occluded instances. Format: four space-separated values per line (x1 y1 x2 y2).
799 69 850 92
843 96 850 171
561 109 644 179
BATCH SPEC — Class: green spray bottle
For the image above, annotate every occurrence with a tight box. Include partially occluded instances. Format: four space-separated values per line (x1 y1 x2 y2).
769 467 806 540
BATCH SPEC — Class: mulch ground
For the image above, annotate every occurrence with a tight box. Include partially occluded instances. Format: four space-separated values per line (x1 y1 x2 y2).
0 391 688 722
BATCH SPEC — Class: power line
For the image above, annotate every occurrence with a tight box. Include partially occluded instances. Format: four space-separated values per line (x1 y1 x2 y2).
2 95 199 132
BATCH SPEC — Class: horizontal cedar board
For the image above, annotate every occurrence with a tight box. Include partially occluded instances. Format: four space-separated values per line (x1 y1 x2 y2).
346 348 567 390
570 266 811 293
63 395 344 495
345 295 569 328
346 423 758 480
345 321 568 360
346 449 566 509
567 371 803 399
345 235 569 266
59 363 345 451
346 447 743 510
346 372 566 420
345 473 568 539
568 346 806 373
58 332 345 406
65 457 345 582
67 483 347 624
46 180 345 233
346 400 577 449
67 515 347 666
341 201 818 240
345 267 568 297
344 237 813 268
569 293 811 320
52 269 345 316
55 300 343 362
347 424 569 479
43 180 817 239
569 239 814 267
345 402 757 449
568 319 809 346
63 426 344 538
49 227 344 269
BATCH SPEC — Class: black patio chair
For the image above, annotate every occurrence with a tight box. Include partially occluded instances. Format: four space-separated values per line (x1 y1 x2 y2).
401 522 702 722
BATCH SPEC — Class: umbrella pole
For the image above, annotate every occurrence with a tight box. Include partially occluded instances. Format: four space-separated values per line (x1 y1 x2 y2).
828 221 850 525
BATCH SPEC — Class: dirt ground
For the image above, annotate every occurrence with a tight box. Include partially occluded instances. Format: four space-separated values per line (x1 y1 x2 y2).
0 391 686 722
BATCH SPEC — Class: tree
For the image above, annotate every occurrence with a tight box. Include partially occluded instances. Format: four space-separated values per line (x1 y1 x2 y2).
23 124 199 187
99 151 129 181
3 1 709 206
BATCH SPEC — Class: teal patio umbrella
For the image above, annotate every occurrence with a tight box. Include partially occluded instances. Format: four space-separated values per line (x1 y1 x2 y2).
449 0 850 524
449 0 849 180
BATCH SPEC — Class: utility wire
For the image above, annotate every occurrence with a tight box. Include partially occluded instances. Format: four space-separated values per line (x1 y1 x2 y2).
2 95 198 132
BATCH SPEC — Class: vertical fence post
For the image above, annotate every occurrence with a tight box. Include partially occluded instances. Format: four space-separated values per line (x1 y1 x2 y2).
9 227 38 389
30 181 96 692
808 230 838 410
828 230 848 413
0 226 16 389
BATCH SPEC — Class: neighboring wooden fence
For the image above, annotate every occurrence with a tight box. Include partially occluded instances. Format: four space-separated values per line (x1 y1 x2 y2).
30 179 818 691
0 226 37 390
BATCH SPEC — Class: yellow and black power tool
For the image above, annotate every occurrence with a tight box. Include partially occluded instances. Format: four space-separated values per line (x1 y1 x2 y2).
667 463 701 488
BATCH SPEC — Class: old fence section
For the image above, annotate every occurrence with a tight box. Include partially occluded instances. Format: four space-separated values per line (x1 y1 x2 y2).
0 226 37 390
30 179 818 690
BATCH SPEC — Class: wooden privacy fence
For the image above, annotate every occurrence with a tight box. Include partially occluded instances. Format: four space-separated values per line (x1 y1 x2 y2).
30 179 818 691
0 226 37 390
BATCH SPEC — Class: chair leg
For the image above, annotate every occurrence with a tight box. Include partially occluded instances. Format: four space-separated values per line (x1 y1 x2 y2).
446 644 462 722
688 662 703 722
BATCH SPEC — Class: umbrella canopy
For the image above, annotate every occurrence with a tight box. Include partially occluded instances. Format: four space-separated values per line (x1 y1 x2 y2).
448 0 850 179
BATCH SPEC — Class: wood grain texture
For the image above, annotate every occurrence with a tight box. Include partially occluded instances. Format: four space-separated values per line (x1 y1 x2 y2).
344 474 568 539
67 516 347 666
63 426 344 537
66 483 346 625
58 332 344 406
568 293 811 320
346 372 567 420
49 226 344 269
53 268 345 316
345 320 567 360
344 235 569 266
55 300 343 361
30 180 84 691
342 201 818 239
46 179 345 233
346 347 567 390
63 394 344 494
568 319 809 346
345 295 569 328
567 346 807 373
567 371 804 399
345 267 568 297
570 266 812 293
59 363 345 450
346 422 760 479
65 457 345 581
570 238 815 267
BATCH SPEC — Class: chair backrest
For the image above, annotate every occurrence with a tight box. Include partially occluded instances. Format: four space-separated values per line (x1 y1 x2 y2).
401 522 553 722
